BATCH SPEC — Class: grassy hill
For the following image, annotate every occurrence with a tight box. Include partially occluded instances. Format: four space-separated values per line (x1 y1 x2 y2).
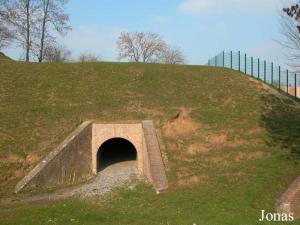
1 59 300 224
0 52 12 61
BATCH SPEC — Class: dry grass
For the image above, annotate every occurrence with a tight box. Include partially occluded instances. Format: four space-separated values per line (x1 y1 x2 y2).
185 128 261 156
176 169 208 187
1 154 24 164
187 143 210 155
141 108 165 117
203 151 268 166
128 66 144 79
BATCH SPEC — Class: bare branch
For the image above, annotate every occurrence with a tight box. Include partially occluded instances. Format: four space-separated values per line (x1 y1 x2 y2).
158 45 186 65
78 52 101 62
0 0 70 62
279 5 300 69
0 0 40 61
0 23 14 49
43 43 71 62
36 0 71 62
117 32 166 63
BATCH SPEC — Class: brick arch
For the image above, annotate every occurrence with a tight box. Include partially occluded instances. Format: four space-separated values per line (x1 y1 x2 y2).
92 124 145 174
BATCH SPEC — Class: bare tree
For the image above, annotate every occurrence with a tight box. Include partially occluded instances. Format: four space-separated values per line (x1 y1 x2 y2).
43 44 71 62
283 2 300 32
117 32 166 62
279 2 300 70
0 1 14 49
78 52 100 62
0 23 14 50
0 0 70 62
0 0 39 61
36 0 70 62
159 45 186 64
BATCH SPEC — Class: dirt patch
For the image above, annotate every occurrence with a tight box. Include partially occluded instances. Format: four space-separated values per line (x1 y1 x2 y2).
162 108 199 138
208 156 230 166
12 169 23 177
204 151 268 166
208 133 228 145
128 67 144 79
245 127 264 135
1 154 25 164
177 174 208 187
177 169 190 178
223 172 245 183
227 138 251 148
186 133 246 154
187 143 210 155
124 101 143 113
123 105 165 122
206 132 254 148
233 151 267 162
142 108 165 117
223 97 236 108
247 76 276 93
26 153 40 164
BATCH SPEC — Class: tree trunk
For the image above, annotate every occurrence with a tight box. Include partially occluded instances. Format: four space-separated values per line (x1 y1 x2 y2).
38 0 49 62
25 0 30 62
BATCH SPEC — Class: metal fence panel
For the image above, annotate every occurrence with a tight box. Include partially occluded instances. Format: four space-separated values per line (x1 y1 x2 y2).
207 51 300 99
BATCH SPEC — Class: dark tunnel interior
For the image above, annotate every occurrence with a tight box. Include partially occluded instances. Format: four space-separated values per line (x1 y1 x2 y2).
97 138 137 172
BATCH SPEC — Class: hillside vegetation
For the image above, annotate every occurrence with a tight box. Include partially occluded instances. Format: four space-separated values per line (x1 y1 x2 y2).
0 52 12 61
1 59 300 224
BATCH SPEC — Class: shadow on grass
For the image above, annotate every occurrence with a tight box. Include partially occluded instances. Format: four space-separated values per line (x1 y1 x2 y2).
260 94 300 160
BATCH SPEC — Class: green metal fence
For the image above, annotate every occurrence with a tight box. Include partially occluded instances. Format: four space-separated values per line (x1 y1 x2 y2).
207 51 300 99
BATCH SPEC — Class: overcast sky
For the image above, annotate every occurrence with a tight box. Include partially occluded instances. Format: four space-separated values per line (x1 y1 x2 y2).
3 0 291 65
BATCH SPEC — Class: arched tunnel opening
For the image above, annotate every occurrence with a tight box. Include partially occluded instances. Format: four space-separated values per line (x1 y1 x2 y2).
96 138 137 172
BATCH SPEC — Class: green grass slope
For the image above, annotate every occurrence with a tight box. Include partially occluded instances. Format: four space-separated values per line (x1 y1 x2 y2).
1 60 300 224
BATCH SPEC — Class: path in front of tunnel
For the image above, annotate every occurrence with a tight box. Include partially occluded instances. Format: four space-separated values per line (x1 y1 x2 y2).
3 161 142 205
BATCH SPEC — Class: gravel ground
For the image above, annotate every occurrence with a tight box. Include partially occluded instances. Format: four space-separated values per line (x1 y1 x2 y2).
71 161 141 198
6 161 142 204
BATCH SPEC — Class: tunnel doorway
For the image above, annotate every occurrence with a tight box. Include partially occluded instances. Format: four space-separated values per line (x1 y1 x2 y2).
96 138 137 172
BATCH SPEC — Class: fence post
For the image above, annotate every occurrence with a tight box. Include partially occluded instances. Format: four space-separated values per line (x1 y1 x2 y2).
230 51 233 69
215 56 217 67
264 60 266 83
286 70 289 95
271 62 274 86
245 54 247 74
238 51 241 72
258 58 260 80
251 57 253 76
295 73 297 98
279 66 281 90
222 51 225 67
208 60 210 66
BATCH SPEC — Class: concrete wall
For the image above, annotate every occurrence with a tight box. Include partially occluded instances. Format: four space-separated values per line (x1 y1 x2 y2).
15 121 93 192
276 175 300 219
142 120 168 192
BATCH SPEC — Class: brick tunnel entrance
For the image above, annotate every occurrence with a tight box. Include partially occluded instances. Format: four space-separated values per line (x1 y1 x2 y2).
96 138 137 172
15 121 169 193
